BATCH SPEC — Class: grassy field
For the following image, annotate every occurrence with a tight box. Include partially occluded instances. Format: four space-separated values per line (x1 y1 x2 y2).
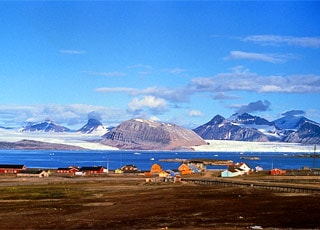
0 175 319 229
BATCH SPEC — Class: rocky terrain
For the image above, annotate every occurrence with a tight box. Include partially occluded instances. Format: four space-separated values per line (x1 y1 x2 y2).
101 118 206 150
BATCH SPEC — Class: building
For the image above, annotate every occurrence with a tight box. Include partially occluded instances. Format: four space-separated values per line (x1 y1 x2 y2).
120 164 138 173
221 162 252 178
81 166 105 175
270 168 286 175
56 167 79 176
0 164 26 174
17 169 49 178
178 163 193 175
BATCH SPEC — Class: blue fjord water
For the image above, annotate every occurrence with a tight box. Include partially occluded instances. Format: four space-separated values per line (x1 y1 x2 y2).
0 150 318 171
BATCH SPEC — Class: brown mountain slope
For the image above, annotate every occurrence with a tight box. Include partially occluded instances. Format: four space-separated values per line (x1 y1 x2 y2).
101 119 206 150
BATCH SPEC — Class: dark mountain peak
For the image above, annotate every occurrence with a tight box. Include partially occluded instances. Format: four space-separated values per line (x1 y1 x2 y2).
20 120 70 133
78 118 106 134
207 114 226 125
87 118 103 127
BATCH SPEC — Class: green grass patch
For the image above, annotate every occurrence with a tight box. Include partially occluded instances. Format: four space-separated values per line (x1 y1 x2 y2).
0 184 93 200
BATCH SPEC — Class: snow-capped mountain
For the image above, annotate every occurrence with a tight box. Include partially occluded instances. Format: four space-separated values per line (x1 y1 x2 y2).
194 113 320 144
229 112 277 135
274 115 311 130
20 119 70 132
78 118 108 135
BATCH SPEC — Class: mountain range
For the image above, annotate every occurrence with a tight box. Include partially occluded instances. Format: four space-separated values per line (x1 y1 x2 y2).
1 112 319 150
193 112 320 144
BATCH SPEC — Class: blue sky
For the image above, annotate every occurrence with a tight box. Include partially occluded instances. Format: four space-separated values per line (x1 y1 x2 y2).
0 1 320 129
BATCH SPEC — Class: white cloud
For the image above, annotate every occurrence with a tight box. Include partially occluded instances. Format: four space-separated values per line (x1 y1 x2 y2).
95 87 137 93
127 96 168 114
226 50 289 63
96 86 190 103
189 66 320 94
167 68 187 75
212 92 241 100
126 64 153 69
243 35 320 48
85 71 125 77
188 110 203 117
59 49 86 54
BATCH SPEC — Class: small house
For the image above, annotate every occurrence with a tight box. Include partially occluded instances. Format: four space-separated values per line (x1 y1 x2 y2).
150 163 162 174
270 168 286 175
178 163 193 175
121 164 138 173
0 164 26 174
221 162 251 178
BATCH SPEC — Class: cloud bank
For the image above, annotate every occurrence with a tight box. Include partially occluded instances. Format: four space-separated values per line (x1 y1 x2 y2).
243 35 320 48
226 50 289 63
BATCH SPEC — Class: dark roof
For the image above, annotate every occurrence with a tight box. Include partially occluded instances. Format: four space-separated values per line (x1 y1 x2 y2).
18 169 46 174
81 166 104 171
57 168 77 171
0 164 26 169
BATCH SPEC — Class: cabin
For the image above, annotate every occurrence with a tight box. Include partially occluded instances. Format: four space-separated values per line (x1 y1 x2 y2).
121 164 138 173
150 163 162 174
17 169 49 178
221 162 251 178
178 163 193 175
81 166 105 175
0 164 26 174
270 168 286 175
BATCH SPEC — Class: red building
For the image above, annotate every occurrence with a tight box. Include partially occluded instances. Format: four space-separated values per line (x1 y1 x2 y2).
81 166 104 175
0 164 26 174
56 167 79 176
270 168 286 175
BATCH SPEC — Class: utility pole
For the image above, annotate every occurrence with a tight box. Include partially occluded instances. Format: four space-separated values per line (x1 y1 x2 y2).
313 145 317 169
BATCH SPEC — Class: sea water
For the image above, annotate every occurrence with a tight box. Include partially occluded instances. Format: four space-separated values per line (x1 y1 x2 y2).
0 149 318 171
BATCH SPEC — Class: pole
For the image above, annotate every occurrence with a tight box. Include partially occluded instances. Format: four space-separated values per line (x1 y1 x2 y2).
313 145 316 169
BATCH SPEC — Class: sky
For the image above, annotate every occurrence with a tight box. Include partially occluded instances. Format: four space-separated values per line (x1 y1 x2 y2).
0 1 320 129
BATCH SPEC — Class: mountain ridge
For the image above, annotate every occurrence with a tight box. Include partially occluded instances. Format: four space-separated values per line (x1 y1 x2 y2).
194 113 320 144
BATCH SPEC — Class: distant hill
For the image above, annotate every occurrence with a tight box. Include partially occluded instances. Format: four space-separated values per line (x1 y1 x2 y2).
101 118 206 150
194 113 320 144
78 118 108 135
0 139 84 150
20 119 70 132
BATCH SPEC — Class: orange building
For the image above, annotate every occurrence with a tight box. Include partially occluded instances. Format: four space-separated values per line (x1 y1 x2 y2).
178 163 193 175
